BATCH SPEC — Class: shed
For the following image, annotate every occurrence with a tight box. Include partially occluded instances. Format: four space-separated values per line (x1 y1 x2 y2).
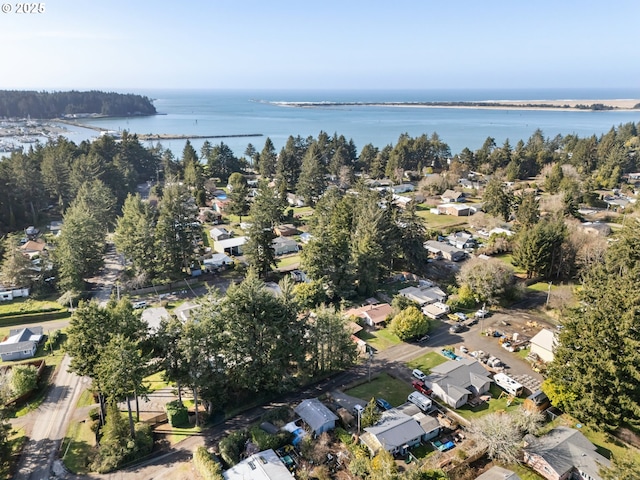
530 328 557 363
294 398 338 436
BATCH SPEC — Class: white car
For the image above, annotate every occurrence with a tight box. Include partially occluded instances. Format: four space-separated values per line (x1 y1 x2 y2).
412 369 427 381
474 309 489 318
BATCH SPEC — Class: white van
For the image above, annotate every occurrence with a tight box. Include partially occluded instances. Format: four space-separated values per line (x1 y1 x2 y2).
408 391 432 412
412 369 426 381
494 373 524 397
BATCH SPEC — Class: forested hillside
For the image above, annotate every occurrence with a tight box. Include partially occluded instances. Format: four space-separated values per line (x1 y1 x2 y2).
0 90 156 118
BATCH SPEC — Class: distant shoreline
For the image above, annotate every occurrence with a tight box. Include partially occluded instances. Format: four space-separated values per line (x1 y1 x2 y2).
268 99 640 111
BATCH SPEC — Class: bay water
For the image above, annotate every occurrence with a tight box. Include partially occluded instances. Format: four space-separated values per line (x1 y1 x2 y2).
69 88 640 158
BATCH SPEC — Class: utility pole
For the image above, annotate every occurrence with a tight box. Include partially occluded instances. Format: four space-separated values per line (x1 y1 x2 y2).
546 282 552 307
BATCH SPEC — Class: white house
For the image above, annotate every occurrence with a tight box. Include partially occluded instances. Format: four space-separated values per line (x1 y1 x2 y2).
530 328 558 363
213 236 247 256
203 253 234 271
223 448 294 480
422 301 450 319
0 326 43 361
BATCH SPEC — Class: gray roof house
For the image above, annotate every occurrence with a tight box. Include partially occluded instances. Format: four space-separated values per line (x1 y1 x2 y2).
141 307 171 333
173 301 200 322
360 407 430 457
294 398 338 436
0 326 43 361
523 427 610 480
272 236 299 256
424 358 492 409
424 240 466 262
476 466 521 480
398 285 447 306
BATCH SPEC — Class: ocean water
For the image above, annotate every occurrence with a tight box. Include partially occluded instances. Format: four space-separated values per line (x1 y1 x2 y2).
70 88 640 158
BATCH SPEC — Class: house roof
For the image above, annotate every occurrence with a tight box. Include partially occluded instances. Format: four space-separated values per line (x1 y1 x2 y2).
209 227 230 236
394 403 440 434
424 240 465 256
442 189 463 199
0 327 42 355
223 448 294 480
214 236 247 250
272 236 298 247
438 203 469 211
427 359 492 400
173 302 200 322
363 409 426 452
398 285 446 305
530 328 557 352
294 399 337 433
343 303 393 325
524 427 610 479
20 240 46 252
476 466 521 480
141 307 171 332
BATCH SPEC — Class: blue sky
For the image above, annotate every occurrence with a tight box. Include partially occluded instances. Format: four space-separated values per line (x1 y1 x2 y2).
1 0 638 91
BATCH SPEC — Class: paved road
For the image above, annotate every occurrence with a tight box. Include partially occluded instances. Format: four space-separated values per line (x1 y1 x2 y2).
14 355 86 480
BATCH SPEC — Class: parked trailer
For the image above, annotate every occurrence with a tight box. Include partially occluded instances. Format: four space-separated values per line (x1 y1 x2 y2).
494 373 524 397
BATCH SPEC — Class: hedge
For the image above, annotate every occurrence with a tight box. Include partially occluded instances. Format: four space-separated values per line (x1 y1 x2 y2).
193 446 223 480
0 310 70 326
165 400 189 427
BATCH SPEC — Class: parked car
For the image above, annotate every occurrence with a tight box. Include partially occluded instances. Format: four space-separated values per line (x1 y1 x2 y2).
449 323 464 334
412 380 432 396
412 369 427 381
375 398 392 411
353 404 365 416
454 312 468 321
459 345 469 354
417 334 430 343
133 301 147 309
467 317 479 326
474 308 489 318
441 349 458 360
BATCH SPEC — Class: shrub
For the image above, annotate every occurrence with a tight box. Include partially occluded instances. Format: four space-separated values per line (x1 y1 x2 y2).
249 426 292 451
11 364 38 397
88 407 100 421
165 400 189 427
219 430 248 467
260 406 292 425
193 446 223 480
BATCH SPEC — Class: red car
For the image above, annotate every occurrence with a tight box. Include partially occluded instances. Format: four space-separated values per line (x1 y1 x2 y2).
412 380 432 396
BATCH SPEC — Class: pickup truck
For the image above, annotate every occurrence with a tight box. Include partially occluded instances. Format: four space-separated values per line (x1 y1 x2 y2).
412 380 432 396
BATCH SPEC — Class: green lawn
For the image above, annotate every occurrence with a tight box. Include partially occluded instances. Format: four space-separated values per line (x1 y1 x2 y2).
406 351 448 373
77 389 96 408
414 206 470 229
356 328 402 352
0 298 64 316
344 372 413 407
276 254 301 269
62 420 96 474
494 253 526 274
455 385 524 420
143 370 171 392
166 425 202 445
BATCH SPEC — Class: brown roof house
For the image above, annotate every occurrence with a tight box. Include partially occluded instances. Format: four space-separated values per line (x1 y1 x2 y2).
523 427 610 480
345 303 393 328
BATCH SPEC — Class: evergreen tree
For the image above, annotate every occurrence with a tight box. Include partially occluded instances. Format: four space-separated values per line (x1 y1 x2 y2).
546 221 640 431
259 137 277 178
0 235 34 288
245 181 283 278
483 177 512 221
296 143 326 206
514 191 540 230
226 173 249 222
114 194 157 279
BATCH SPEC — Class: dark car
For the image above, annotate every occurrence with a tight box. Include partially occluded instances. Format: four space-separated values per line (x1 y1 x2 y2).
375 398 392 411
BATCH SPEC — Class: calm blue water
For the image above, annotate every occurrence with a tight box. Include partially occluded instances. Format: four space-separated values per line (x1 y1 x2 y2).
70 88 640 157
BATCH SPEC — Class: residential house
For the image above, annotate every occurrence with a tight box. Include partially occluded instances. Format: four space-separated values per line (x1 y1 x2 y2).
213 236 247 256
392 194 412 208
476 466 521 480
141 307 171 333
0 288 30 302
391 183 415 194
286 193 306 207
398 285 447 306
294 398 338 436
203 253 234 271
209 227 232 242
523 427 610 480
274 224 299 237
20 239 47 259
530 329 558 363
0 326 43 361
212 197 231 214
360 402 440 457
25 226 40 239
437 203 471 216
441 189 465 203
48 220 63 234
424 240 466 262
344 303 393 328
578 222 611 236
447 232 476 250
272 236 299 256
173 302 200 322
422 301 450 319
424 358 492 408
223 448 294 480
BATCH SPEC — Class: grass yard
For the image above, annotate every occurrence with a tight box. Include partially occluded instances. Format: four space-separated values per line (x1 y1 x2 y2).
0 298 64 317
415 207 470 229
61 420 96 474
499 463 546 480
455 385 524 421
143 370 171 392
165 425 202 445
356 327 402 352
276 253 301 269
406 351 448 373
77 388 96 408
344 372 413 408
494 253 526 275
